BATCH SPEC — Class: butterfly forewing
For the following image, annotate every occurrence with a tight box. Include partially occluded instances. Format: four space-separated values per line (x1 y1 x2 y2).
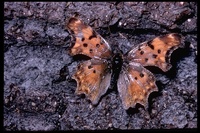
127 33 182 72
66 17 112 59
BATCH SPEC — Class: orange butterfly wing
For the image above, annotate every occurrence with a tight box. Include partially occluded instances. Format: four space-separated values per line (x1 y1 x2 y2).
66 17 113 105
73 59 111 104
127 33 182 72
66 17 112 59
117 33 182 109
117 62 158 109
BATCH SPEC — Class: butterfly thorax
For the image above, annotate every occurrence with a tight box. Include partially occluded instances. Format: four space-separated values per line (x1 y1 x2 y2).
109 51 123 89
112 52 123 71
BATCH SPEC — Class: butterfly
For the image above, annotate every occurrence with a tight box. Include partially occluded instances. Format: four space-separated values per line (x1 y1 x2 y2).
65 17 182 110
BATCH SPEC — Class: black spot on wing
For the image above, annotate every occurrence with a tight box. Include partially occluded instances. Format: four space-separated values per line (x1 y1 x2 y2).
140 51 144 55
81 37 85 41
147 40 154 50
96 43 100 48
89 49 93 53
89 31 97 40
140 73 144 78
158 49 161 54
152 54 158 58
83 43 88 47
88 65 93 69
93 70 96 73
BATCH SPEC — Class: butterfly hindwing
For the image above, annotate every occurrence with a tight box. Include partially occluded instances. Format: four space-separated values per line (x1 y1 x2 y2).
73 59 112 105
117 62 158 109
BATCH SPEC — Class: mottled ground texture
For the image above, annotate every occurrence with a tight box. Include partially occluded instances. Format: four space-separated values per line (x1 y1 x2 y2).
4 2 197 130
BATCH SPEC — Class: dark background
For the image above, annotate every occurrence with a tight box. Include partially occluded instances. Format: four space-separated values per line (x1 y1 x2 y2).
4 2 197 130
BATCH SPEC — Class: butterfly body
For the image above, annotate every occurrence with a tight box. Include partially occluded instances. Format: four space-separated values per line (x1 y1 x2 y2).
66 17 182 110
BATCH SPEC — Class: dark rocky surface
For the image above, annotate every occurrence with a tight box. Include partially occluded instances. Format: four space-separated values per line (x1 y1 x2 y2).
4 2 197 130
